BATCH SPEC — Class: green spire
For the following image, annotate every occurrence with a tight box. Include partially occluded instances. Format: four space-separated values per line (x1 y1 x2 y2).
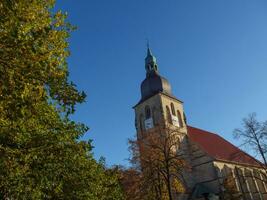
145 44 158 77
146 40 153 57
147 47 153 57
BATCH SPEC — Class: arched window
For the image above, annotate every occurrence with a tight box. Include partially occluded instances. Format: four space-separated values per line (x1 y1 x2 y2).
170 103 176 116
145 106 151 119
139 114 144 131
166 106 172 124
177 110 183 127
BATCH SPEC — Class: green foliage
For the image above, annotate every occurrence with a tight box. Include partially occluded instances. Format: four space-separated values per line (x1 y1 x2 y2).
0 0 123 199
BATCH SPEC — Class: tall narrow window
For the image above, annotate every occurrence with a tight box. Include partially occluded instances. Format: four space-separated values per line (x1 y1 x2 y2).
145 106 151 119
244 169 257 193
177 110 183 127
236 168 249 194
144 106 154 130
170 103 176 116
253 170 265 193
166 106 172 124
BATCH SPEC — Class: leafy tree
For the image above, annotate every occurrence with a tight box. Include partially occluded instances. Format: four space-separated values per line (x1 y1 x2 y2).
0 0 123 199
128 124 189 200
234 113 267 168
115 166 144 200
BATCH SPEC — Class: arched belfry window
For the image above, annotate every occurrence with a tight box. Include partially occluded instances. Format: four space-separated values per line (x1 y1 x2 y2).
166 106 172 124
145 106 151 119
144 106 154 130
177 110 183 127
170 103 176 116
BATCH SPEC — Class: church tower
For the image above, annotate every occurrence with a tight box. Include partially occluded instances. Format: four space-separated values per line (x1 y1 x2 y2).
133 47 267 200
133 47 187 137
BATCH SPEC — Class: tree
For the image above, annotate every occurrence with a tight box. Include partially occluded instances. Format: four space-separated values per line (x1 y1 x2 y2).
115 166 144 200
128 124 189 200
234 113 267 168
0 0 123 199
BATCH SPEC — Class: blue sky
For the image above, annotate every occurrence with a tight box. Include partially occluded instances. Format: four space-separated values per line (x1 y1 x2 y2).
56 0 267 166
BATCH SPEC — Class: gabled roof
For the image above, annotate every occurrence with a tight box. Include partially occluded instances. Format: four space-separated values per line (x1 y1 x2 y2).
187 126 263 167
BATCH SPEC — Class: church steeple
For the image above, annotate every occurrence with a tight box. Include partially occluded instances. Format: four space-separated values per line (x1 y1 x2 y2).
140 47 172 101
145 45 158 77
134 47 186 133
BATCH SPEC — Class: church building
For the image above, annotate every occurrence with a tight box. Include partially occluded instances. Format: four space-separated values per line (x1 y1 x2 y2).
133 47 267 200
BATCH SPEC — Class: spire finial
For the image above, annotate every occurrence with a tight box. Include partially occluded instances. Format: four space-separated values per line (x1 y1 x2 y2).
146 39 152 56
144 40 158 76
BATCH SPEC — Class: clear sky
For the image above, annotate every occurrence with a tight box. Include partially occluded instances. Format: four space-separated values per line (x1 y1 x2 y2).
56 0 267 166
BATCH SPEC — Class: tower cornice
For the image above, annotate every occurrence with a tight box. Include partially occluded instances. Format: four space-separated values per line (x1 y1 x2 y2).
133 92 183 109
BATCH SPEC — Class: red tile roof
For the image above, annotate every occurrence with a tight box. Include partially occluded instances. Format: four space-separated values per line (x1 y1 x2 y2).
187 126 262 167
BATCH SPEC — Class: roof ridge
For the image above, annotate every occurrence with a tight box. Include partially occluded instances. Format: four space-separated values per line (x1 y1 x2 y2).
187 125 219 136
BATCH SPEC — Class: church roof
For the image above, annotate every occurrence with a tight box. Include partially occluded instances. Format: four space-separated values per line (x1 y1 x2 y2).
187 126 263 168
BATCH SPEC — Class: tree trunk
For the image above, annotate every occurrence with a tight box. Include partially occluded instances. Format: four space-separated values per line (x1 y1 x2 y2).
166 165 173 200
157 172 162 200
167 178 173 200
257 142 267 166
